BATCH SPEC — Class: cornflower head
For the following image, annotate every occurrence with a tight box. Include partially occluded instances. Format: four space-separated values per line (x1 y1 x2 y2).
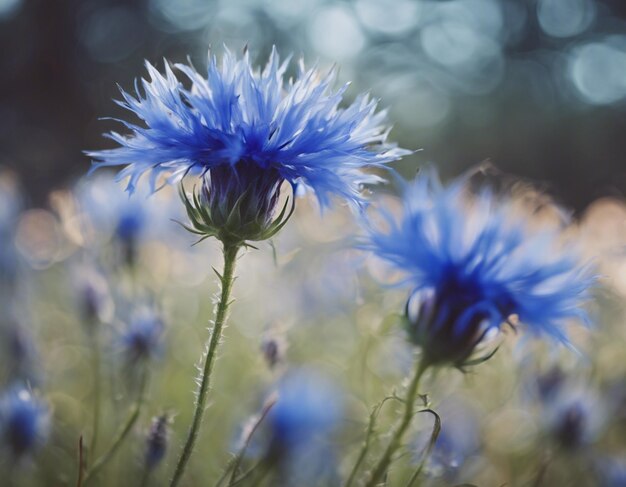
260 334 287 370
70 174 185 266
74 267 112 328
87 47 409 247
546 395 597 450
265 369 343 482
144 413 171 470
0 387 49 459
120 308 165 365
366 168 595 369
535 377 605 451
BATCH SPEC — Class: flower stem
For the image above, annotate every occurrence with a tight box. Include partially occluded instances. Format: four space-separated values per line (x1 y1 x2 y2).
345 397 395 487
76 436 85 487
90 331 101 458
170 243 240 487
224 396 277 486
84 366 149 485
532 451 553 487
140 468 151 487
365 360 428 487
405 408 441 487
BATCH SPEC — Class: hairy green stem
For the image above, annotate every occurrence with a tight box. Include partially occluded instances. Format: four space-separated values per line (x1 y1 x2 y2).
365 360 428 487
345 397 394 487
84 367 149 484
170 244 240 487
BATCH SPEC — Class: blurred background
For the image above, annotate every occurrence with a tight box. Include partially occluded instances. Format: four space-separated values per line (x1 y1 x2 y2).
1 0 626 210
2 2 626 486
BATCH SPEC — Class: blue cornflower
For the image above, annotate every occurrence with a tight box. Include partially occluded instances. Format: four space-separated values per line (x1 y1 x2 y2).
120 309 164 364
114 204 146 266
265 369 342 482
269 370 341 451
0 387 49 458
144 413 171 470
536 377 605 451
87 47 408 245
72 174 186 266
366 169 594 367
75 267 112 327
115 205 145 243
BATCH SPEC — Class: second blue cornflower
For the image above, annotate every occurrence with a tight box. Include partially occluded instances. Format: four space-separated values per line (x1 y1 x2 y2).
366 169 595 368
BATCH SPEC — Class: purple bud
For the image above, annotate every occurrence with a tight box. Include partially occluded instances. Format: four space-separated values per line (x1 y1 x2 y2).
261 336 286 370
121 309 164 363
145 413 170 469
405 289 502 368
76 270 111 326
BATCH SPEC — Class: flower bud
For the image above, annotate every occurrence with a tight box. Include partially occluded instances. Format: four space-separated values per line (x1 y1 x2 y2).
180 161 294 247
404 289 501 368
552 403 587 449
145 413 170 470
115 208 145 268
261 335 286 370
76 269 112 327
121 309 164 364
266 370 341 466
541 384 603 451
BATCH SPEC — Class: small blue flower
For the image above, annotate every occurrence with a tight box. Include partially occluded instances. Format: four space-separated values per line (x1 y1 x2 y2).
75 267 112 326
366 169 594 367
269 370 340 450
145 413 170 470
266 369 342 482
0 387 49 458
114 205 146 266
115 205 146 244
71 173 186 264
120 309 164 363
540 381 604 450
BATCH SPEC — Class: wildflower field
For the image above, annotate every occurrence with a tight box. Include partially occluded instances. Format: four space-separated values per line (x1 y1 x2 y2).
1 1 626 486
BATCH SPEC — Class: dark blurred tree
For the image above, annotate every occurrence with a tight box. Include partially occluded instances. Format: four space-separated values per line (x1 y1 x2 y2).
1 0 625 211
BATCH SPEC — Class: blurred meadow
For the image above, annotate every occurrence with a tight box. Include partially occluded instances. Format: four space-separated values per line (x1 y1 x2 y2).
1 1 626 486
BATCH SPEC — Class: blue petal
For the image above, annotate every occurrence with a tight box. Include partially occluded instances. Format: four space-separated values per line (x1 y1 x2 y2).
366 168 596 344
88 48 410 208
